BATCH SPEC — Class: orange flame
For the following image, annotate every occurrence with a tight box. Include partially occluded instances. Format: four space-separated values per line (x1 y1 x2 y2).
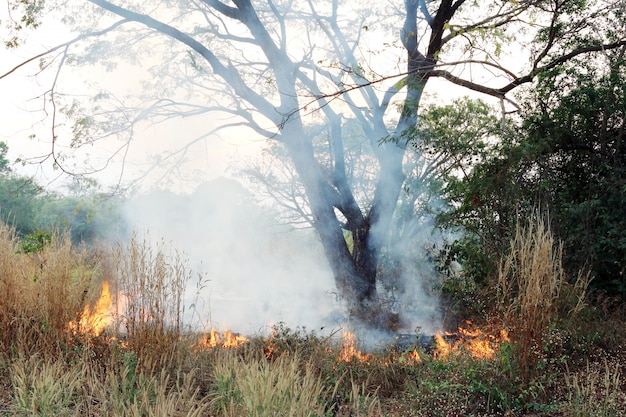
338 331 370 363
401 348 423 364
434 333 453 359
197 329 248 349
69 281 114 336
434 322 509 360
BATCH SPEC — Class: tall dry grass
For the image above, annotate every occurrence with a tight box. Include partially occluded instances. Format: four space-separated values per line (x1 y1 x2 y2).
0 224 102 356
112 233 194 365
208 349 383 417
497 213 588 378
210 351 329 417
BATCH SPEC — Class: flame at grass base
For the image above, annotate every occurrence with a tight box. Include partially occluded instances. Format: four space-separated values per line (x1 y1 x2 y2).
434 322 510 360
68 281 114 336
196 329 249 349
338 331 370 363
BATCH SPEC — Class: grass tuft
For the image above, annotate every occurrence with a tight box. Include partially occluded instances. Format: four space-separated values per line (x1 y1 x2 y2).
112 233 194 367
497 213 589 380
565 359 625 417
210 350 328 417
0 224 101 357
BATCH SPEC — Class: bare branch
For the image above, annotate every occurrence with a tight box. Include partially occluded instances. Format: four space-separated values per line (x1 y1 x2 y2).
0 19 129 80
440 2 529 45
499 39 626 94
428 39 626 105
531 1 559 71
267 0 287 52
438 59 519 80
199 0 240 20
89 0 281 125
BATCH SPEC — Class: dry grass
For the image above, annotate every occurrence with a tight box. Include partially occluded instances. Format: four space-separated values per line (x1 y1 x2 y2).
497 213 589 379
0 219 624 416
210 350 329 417
564 359 625 417
9 352 210 417
112 233 194 366
10 355 85 416
0 224 101 357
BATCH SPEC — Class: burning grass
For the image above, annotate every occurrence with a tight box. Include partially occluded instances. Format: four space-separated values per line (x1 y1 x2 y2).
196 329 249 349
0 225 103 356
433 321 510 361
0 221 625 416
68 281 114 336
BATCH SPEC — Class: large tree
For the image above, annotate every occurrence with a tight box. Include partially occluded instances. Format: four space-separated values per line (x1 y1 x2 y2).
2 0 625 328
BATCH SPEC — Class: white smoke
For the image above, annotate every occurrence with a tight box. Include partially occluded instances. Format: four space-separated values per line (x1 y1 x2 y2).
121 177 344 335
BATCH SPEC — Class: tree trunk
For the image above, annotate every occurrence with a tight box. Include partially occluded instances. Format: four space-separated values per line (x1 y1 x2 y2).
283 123 401 330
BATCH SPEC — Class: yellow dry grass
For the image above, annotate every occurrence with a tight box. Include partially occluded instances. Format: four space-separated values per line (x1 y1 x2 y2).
497 213 589 378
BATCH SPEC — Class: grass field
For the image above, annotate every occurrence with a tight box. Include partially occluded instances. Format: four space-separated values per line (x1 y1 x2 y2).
0 221 624 416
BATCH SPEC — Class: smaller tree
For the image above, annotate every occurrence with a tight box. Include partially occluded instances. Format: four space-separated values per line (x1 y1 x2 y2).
522 51 626 295
38 194 124 245
438 51 626 297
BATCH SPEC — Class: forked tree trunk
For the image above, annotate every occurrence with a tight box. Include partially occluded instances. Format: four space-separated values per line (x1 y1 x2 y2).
283 124 402 330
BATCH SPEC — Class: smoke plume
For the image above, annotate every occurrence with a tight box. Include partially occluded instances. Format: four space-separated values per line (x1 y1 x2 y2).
121 177 344 335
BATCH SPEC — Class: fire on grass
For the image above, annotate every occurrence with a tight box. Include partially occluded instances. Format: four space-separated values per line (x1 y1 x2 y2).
65 281 507 362
338 331 371 363
66 280 251 350
337 322 510 364
68 281 115 336
196 329 249 349
434 321 510 360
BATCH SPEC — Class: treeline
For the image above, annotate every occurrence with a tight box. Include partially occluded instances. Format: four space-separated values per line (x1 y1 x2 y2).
0 143 123 247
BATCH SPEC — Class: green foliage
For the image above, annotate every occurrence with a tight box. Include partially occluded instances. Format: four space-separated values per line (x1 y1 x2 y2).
398 97 500 210
3 0 47 48
0 142 10 173
0 180 123 247
112 352 141 408
38 194 124 246
18 229 52 254
0 145 123 245
521 56 626 295
397 98 518 289
435 55 626 298
0 175 44 236
407 98 498 154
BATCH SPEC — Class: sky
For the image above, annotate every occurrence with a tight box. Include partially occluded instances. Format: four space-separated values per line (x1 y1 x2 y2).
0 2 513 192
